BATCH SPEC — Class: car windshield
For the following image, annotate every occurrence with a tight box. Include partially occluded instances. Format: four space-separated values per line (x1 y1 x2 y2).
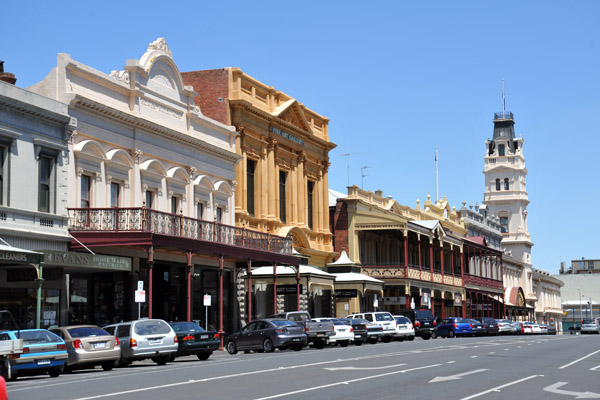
375 313 394 322
454 318 468 323
20 330 61 344
67 327 110 338
134 320 171 335
170 322 205 333
395 317 410 324
271 320 297 327
415 310 433 319
582 319 595 324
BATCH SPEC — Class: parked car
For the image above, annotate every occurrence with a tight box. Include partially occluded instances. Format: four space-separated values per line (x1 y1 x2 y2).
225 319 307 354
581 319 600 334
480 317 499 336
495 319 514 335
392 316 415 341
168 321 220 360
49 325 120 372
312 319 353 347
394 308 437 340
1 329 67 379
338 318 368 345
347 312 396 343
469 319 486 336
270 311 334 349
512 321 532 334
523 322 542 334
104 319 178 366
538 324 548 334
434 318 473 338
365 321 384 344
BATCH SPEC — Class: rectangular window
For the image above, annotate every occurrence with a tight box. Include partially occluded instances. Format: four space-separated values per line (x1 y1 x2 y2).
216 207 223 224
0 146 4 205
145 190 153 209
80 175 90 208
110 182 120 208
197 202 204 220
171 196 178 214
279 171 287 224
247 159 256 216
307 180 314 230
498 144 505 156
500 216 508 233
39 155 54 212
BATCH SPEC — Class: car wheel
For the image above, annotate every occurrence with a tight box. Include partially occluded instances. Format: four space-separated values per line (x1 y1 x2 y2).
422 334 431 340
48 366 62 378
263 338 275 353
382 336 392 343
152 355 170 365
354 341 363 346
397 336 405 342
431 331 437 339
448 329 455 338
314 340 326 349
407 336 415 341
293 345 303 351
226 341 238 355
101 362 114 371
339 340 349 347
116 356 131 368
368 338 378 344
197 353 211 361
63 364 74 374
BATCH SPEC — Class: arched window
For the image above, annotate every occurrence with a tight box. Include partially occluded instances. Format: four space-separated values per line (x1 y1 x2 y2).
504 178 509 190
495 178 501 191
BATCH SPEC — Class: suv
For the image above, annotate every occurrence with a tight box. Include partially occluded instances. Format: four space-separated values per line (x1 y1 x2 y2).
394 308 437 340
346 312 396 342
104 319 178 366
581 319 599 334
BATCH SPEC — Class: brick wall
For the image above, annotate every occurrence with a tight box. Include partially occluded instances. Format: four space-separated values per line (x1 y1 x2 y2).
330 200 349 254
181 69 230 125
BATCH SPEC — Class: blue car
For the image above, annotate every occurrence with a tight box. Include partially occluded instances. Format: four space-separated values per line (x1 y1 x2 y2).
1 329 67 379
434 318 473 338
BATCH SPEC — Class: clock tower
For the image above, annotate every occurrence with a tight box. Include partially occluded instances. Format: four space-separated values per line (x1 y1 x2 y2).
483 110 533 267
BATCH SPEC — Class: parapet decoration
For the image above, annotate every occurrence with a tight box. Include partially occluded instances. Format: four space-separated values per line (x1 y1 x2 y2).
147 37 172 57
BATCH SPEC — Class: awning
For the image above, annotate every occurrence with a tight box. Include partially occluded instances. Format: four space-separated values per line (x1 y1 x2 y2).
0 244 44 265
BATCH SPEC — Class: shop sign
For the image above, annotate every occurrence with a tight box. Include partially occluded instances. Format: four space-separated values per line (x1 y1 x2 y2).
334 289 358 298
421 291 430 306
43 251 131 272
454 294 462 306
277 285 303 295
8 268 62 282
0 250 42 264
271 127 304 146
383 296 406 305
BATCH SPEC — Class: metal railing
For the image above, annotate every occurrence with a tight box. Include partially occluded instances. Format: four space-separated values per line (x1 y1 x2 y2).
68 207 292 255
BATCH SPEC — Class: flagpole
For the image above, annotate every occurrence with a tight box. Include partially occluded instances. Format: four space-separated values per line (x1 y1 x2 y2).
435 147 439 201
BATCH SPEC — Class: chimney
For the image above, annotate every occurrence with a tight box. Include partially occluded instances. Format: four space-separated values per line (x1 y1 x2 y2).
0 61 17 85
375 190 383 197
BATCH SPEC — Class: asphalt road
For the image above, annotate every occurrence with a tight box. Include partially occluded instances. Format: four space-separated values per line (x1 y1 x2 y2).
7 334 600 400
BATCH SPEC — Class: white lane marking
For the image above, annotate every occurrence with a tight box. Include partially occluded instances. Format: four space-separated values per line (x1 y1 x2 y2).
591 365 600 371
429 369 488 383
253 364 443 400
459 375 543 400
324 363 406 371
504 348 510 351
447 361 456 364
489 352 495 355
470 356 478 358
543 382 600 398
560 349 600 370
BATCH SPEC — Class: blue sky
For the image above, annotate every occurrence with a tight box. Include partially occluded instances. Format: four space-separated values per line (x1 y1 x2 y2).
4 1 598 273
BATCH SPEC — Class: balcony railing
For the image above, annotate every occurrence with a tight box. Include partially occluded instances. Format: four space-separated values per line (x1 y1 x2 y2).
463 274 503 290
68 207 292 255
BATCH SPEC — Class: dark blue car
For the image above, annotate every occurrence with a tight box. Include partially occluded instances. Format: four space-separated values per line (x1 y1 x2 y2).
434 318 473 338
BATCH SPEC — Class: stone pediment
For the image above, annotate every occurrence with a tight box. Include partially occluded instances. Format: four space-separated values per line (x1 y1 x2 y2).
274 99 312 133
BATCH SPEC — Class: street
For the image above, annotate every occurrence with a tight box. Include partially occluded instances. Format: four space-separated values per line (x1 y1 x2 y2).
8 334 600 400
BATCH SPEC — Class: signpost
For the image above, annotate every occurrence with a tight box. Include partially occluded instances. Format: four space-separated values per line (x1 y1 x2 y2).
204 294 211 330
135 281 145 319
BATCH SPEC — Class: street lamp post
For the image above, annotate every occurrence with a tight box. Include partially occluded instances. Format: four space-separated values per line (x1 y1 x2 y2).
577 289 583 329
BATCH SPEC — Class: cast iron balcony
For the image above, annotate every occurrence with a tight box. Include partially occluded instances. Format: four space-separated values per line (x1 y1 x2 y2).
68 207 292 255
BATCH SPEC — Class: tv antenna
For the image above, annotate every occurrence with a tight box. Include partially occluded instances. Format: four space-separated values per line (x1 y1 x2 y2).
341 152 358 187
361 166 370 189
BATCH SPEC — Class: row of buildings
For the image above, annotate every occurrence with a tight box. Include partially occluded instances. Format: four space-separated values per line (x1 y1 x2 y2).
0 38 563 338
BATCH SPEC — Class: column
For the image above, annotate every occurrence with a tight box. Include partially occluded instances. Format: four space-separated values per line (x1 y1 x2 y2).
403 232 409 277
440 244 445 277
260 147 268 219
218 255 224 350
236 135 245 212
321 163 331 235
418 234 423 280
296 152 305 225
186 251 193 322
146 246 154 319
247 260 252 322
296 266 301 311
267 139 276 219
429 239 434 282
273 263 278 315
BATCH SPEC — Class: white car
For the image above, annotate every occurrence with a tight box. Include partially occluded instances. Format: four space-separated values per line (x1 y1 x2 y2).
392 315 415 341
347 312 396 343
496 319 514 335
312 318 354 347
581 319 600 334
523 322 542 334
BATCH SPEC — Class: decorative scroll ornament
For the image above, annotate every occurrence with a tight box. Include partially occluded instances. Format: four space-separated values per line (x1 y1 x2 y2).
130 149 143 164
110 70 130 84
147 37 172 57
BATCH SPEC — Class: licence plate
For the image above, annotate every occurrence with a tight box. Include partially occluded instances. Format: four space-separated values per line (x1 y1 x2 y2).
200 335 209 339
94 342 106 349
292 338 300 342
37 359 51 365
149 339 162 345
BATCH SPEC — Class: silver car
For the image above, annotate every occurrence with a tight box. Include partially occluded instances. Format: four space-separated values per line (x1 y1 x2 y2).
581 319 599 334
104 319 178 366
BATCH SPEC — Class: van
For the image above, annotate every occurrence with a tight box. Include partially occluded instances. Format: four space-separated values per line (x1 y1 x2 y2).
346 311 396 342
104 319 178 366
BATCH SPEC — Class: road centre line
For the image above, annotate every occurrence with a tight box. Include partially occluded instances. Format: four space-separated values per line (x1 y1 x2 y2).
459 375 543 400
560 349 600 370
253 364 443 400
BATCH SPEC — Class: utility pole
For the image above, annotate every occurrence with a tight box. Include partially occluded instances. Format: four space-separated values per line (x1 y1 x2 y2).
341 152 358 188
361 166 370 189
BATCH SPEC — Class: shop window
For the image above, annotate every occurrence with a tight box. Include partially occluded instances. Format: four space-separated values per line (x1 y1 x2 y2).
307 181 314 229
247 159 256 216
78 175 90 209
39 154 56 212
110 182 120 208
279 171 287 224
